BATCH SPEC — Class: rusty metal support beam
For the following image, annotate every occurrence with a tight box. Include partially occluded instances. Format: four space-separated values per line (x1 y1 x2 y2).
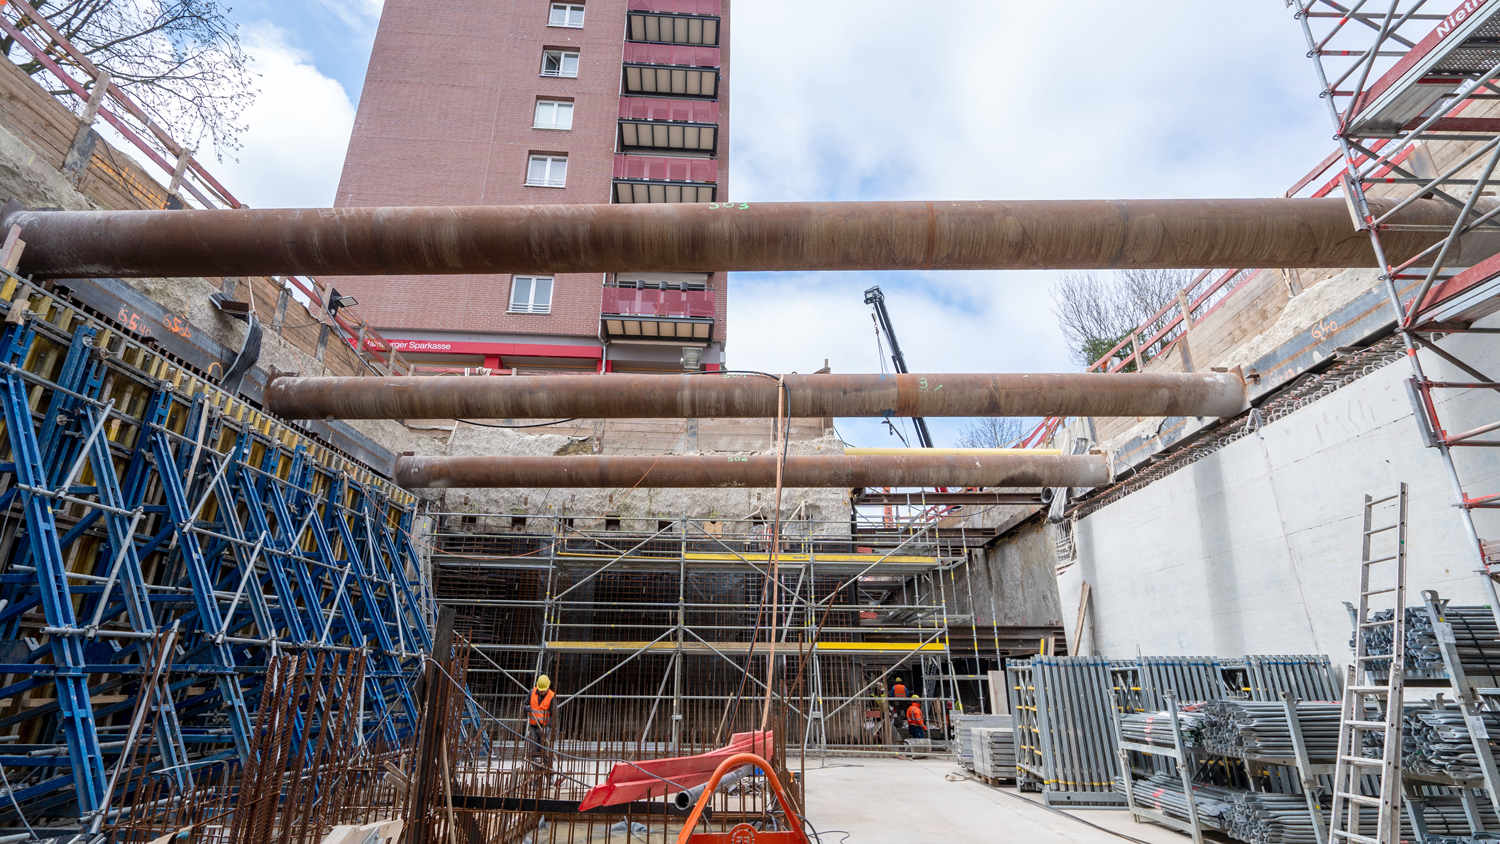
392 454 1109 489
265 371 1247 420
5 198 1498 278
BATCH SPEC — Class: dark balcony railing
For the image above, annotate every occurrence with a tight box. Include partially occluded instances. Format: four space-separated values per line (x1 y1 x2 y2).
628 10 720 45
627 0 721 15
620 120 717 152
602 285 716 318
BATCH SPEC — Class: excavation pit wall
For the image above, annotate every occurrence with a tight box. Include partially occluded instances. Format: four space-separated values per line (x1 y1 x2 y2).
1057 324 1500 666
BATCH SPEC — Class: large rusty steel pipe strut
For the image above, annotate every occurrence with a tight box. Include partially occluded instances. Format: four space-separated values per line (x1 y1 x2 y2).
393 453 1110 489
6 198 1499 278
265 371 1248 420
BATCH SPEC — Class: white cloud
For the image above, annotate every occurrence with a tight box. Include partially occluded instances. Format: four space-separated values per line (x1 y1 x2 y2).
723 1 1334 445
313 0 385 32
214 24 358 208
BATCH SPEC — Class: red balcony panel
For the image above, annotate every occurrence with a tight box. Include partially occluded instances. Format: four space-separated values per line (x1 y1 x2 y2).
618 97 720 123
627 0 721 14
602 286 716 318
613 154 717 183
623 42 720 68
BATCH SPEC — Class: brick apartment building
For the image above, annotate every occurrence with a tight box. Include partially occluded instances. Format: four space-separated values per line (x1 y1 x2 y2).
334 0 730 374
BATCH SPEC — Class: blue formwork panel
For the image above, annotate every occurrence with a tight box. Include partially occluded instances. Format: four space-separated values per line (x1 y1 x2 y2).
0 273 434 824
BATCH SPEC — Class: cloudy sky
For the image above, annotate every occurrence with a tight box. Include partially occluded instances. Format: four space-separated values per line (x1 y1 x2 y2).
207 0 1332 447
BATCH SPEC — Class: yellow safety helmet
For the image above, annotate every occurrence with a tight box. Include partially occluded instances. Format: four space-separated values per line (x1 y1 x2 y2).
537 675 551 691
909 694 920 700
894 678 903 684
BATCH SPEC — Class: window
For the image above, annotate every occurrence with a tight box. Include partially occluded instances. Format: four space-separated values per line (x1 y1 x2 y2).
510 276 554 314
534 99 574 130
549 3 584 27
526 154 568 187
542 50 580 77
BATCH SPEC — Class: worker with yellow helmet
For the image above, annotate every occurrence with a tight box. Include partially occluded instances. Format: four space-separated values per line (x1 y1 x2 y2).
526 674 555 769
905 694 927 740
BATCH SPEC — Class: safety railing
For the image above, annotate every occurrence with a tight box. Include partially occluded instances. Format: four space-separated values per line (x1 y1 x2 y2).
0 0 411 378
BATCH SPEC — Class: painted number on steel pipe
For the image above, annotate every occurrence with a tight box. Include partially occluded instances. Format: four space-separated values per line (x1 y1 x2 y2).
706 203 751 210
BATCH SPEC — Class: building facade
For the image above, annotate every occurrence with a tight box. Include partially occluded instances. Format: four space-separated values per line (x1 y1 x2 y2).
334 0 730 374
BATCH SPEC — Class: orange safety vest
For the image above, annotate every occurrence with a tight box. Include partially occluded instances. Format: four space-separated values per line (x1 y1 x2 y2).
529 687 555 726
905 702 925 729
892 683 906 698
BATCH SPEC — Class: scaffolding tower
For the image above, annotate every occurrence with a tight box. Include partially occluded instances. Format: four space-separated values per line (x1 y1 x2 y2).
1289 0 1500 616
426 510 995 759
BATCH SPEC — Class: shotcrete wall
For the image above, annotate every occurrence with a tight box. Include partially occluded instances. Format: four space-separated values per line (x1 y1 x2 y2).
948 510 1066 629
1063 327 1500 665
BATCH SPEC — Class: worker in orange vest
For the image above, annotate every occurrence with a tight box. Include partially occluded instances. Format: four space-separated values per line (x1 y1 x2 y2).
891 678 907 699
526 675 555 768
905 695 927 740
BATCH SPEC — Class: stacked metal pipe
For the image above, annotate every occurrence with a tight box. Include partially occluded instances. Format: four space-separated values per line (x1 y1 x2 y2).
1402 706 1500 780
1197 701 1342 761
1127 783 1498 844
1355 606 1500 683
1118 709 1206 749
1116 773 1235 831
1227 792 1322 844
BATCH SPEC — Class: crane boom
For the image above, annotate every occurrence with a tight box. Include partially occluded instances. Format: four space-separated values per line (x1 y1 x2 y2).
864 285 935 448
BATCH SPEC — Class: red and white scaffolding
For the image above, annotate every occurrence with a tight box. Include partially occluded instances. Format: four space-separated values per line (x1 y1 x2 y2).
1289 0 1500 601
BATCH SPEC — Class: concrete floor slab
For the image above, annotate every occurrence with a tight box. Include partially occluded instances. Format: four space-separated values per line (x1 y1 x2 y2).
801 757 1190 844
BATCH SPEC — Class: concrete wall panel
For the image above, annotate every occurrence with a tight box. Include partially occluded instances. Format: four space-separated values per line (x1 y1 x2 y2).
1072 331 1500 667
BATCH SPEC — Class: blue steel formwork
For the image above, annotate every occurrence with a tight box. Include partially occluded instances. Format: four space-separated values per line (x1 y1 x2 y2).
0 271 433 828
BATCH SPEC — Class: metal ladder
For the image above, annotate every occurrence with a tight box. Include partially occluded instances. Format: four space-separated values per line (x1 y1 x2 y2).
1330 484 1409 844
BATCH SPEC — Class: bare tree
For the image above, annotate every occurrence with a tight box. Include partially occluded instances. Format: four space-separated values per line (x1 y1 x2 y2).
1049 269 1202 370
955 417 1026 449
3 0 254 158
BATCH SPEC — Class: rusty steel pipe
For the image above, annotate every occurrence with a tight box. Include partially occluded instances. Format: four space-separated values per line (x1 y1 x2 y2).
6 198 1499 278
265 371 1247 420
393 454 1110 489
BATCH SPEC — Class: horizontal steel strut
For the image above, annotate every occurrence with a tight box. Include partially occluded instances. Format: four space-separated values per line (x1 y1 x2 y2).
5 198 1500 278
392 453 1110 489
266 371 1248 420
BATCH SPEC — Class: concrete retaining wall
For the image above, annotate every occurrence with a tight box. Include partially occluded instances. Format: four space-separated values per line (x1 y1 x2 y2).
1064 328 1500 665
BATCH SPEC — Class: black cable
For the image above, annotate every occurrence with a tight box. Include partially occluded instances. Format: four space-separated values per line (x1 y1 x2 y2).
456 418 579 429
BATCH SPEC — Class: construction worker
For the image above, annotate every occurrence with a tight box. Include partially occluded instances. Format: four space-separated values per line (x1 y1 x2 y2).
871 681 893 746
526 675 555 768
889 677 908 726
905 694 927 740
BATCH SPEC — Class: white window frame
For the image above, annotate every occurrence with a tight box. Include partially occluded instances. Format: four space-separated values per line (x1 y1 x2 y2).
510 276 554 314
533 99 574 130
541 50 580 78
549 3 585 27
526 155 568 188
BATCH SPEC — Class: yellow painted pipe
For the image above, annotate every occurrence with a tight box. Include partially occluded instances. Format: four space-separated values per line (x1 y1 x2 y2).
843 447 1064 456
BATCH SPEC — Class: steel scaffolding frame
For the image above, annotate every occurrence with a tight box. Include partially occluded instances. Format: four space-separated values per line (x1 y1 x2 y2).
1289 0 1500 618
428 511 971 757
0 270 432 828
